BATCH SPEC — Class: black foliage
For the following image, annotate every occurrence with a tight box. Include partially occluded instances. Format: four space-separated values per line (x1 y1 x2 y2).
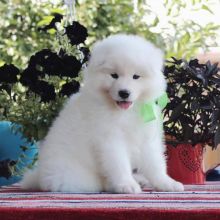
65 21 88 45
24 50 82 78
34 50 64 76
0 22 90 102
60 80 80 96
19 49 83 102
0 21 89 177
61 55 82 77
0 64 19 83
38 13 87 47
80 47 90 64
29 80 56 102
0 159 16 179
163 57 220 148
20 67 42 86
19 50 81 102
0 84 12 96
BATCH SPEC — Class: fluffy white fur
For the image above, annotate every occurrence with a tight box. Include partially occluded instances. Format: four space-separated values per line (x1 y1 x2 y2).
21 34 184 193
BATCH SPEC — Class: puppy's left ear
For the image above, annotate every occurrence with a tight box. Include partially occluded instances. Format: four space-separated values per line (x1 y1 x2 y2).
148 46 167 99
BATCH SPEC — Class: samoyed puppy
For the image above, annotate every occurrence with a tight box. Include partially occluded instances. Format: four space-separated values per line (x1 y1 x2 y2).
21 34 184 193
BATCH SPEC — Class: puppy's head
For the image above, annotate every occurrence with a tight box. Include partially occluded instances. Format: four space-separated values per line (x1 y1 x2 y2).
84 34 166 110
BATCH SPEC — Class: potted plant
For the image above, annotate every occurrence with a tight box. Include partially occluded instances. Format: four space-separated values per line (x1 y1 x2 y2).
0 18 89 185
163 57 220 184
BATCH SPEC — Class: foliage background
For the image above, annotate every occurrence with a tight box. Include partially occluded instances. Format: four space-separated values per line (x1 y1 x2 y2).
1 0 219 68
0 0 220 141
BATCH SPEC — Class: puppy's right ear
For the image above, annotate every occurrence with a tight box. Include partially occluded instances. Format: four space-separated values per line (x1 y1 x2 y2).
87 40 106 69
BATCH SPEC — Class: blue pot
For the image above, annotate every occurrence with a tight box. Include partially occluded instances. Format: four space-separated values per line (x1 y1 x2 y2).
0 121 38 186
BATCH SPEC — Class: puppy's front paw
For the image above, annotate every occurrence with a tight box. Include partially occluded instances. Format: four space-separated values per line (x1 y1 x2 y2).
112 179 142 194
154 177 184 192
170 180 184 192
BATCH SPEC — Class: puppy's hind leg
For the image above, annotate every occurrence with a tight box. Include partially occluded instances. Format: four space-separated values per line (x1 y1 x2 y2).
39 162 103 192
21 168 40 190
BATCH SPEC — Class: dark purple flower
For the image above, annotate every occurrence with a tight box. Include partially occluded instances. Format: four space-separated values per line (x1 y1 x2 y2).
0 64 19 83
65 21 88 45
20 67 42 87
28 49 82 78
28 49 65 76
29 49 62 75
61 55 82 78
29 49 54 68
60 80 80 96
29 80 56 102
42 53 63 76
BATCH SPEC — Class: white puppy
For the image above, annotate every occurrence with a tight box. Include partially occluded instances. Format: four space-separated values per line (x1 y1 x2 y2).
21 34 184 193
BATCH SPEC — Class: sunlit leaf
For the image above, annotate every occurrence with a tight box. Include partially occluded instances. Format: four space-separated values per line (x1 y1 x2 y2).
37 16 54 27
202 4 213 14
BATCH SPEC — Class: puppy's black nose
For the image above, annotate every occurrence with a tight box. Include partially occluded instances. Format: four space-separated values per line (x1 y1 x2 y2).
118 90 130 99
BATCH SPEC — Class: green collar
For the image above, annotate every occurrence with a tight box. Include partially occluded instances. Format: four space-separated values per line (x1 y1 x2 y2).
140 93 168 123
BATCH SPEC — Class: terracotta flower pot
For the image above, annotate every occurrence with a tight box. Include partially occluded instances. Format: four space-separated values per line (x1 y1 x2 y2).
166 143 205 184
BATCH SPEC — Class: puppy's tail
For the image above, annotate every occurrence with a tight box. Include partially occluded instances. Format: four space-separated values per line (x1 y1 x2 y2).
20 168 40 190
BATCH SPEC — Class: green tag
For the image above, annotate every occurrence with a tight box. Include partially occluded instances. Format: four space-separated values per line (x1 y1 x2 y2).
140 92 168 123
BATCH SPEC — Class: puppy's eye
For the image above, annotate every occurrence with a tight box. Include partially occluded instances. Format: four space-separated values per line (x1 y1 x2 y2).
133 74 140 80
111 73 119 79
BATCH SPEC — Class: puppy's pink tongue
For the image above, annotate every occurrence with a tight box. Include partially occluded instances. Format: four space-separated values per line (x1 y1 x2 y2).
117 101 132 110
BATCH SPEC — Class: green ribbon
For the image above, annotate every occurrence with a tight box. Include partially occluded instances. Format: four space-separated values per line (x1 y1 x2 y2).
140 93 168 123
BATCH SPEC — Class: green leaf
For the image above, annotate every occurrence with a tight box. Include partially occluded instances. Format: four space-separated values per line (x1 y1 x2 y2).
0 60 5 67
152 17 159 27
202 5 213 14
37 16 54 27
47 28 56 35
51 8 64 14
182 32 190 44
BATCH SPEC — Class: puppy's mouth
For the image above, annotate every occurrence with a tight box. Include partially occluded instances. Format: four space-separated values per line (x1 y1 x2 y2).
116 101 133 110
